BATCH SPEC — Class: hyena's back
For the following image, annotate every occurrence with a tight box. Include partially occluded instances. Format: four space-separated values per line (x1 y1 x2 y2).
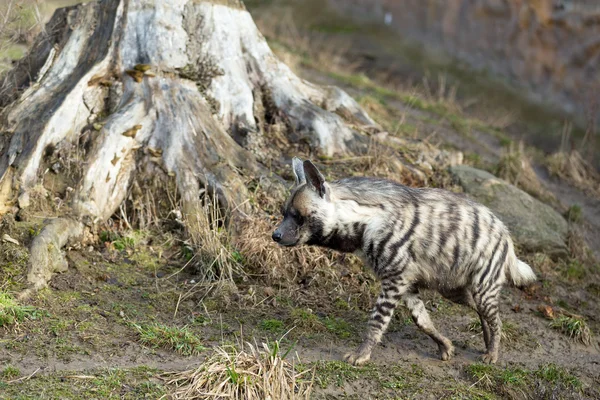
339 179 532 292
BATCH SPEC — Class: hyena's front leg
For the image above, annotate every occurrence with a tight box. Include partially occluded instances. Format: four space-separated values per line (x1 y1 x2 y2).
344 279 407 366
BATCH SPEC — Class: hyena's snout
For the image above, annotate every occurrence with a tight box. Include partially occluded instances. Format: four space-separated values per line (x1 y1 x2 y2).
272 219 300 246
271 229 283 243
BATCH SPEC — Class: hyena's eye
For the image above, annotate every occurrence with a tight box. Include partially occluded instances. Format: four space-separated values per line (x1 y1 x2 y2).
289 208 304 225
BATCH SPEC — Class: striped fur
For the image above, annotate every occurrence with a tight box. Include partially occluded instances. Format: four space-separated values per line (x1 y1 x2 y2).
273 158 537 365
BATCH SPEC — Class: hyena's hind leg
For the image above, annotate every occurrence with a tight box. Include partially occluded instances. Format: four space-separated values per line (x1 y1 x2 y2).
445 289 491 349
473 287 502 364
403 290 454 361
344 279 409 366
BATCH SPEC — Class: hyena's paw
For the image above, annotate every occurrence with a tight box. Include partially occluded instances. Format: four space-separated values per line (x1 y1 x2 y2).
438 340 455 361
343 350 371 366
480 352 498 364
343 340 374 366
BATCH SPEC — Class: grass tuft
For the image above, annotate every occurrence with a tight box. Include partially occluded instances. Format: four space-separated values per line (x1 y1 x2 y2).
312 360 377 389
467 362 582 396
466 318 521 344
1 365 20 380
133 323 205 356
260 318 285 332
549 315 592 346
165 340 312 399
546 149 600 196
565 204 583 223
495 141 555 204
0 292 44 328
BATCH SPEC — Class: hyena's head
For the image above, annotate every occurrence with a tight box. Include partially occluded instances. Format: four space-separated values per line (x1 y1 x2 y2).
272 158 332 246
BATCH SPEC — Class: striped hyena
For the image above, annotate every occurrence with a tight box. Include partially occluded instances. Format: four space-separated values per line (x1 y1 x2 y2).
272 158 536 365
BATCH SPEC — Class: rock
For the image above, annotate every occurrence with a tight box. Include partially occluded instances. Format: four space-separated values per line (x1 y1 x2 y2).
17 191 30 209
450 165 568 256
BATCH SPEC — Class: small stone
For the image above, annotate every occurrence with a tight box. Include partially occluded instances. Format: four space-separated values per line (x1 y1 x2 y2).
18 192 30 208
51 161 61 174
119 310 125 318
2 234 19 245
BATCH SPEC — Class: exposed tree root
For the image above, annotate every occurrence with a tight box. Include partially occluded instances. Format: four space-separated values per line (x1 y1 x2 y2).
19 217 83 300
0 0 380 294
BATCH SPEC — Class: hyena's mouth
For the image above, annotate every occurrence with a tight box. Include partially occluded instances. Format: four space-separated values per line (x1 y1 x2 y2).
278 240 299 247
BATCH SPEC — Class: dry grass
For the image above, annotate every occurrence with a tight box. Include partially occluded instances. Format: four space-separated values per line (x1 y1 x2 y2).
547 150 600 196
164 340 313 400
234 216 335 284
0 0 42 73
566 228 598 274
252 0 355 75
546 123 600 196
185 198 243 282
496 141 557 204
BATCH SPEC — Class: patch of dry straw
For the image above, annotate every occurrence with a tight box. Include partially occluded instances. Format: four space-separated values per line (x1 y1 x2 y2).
496 141 557 204
547 150 600 196
164 340 314 400
234 216 335 283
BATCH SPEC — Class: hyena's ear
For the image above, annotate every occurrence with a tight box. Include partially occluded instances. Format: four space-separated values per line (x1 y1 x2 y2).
303 160 328 198
292 157 306 186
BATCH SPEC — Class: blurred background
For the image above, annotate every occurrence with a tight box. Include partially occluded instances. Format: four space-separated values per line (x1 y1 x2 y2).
3 0 597 168
1 0 598 167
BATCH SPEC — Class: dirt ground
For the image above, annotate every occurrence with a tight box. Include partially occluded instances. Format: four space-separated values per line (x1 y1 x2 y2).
2 1 600 399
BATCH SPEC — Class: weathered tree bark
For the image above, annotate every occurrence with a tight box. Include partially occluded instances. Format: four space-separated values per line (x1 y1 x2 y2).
0 0 377 296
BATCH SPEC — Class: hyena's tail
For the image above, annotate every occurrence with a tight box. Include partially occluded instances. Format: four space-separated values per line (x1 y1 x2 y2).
506 257 537 287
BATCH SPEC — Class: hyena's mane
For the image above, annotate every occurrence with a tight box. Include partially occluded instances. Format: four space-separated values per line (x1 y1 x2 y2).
331 176 420 207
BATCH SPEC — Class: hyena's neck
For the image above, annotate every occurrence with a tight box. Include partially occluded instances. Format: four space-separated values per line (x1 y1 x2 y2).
307 199 379 253
309 219 367 253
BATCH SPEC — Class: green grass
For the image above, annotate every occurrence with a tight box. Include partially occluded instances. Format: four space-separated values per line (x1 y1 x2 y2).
562 259 587 281
0 292 45 327
322 316 353 339
549 315 592 345
289 308 322 331
259 318 285 332
99 230 136 250
312 360 378 389
309 361 428 395
535 364 582 389
2 365 20 380
287 308 355 339
566 204 583 223
466 319 521 344
0 366 165 399
133 323 205 355
466 362 582 396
